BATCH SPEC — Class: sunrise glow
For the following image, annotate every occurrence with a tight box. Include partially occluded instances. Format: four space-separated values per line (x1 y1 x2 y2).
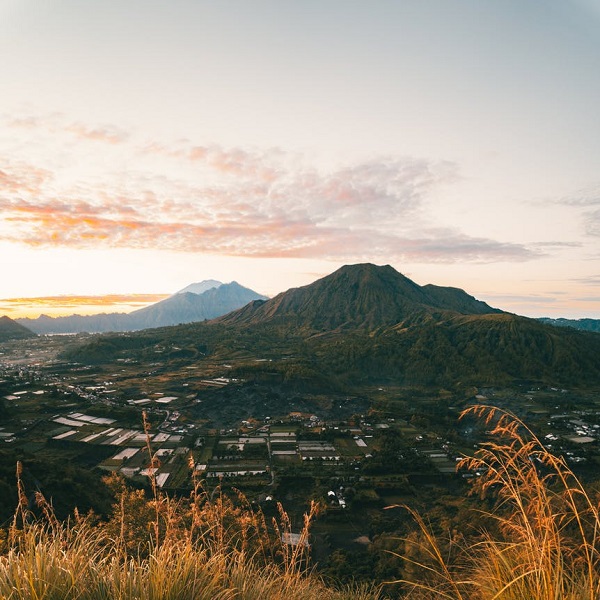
1 1 599 319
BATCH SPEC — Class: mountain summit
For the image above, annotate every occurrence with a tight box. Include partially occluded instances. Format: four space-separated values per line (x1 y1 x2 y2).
130 282 266 327
176 280 222 295
217 263 500 331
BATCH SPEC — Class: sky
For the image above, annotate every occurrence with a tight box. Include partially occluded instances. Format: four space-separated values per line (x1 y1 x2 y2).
1 0 599 319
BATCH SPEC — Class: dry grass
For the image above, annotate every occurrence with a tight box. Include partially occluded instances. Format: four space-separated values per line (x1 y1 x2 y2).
0 514 380 599
386 404 600 599
0 439 380 600
5 404 598 599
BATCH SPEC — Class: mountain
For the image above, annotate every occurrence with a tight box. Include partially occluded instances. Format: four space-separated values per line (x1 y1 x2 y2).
207 264 600 386
176 280 222 295
62 263 600 389
128 282 267 327
17 282 267 334
216 263 501 331
538 317 600 334
0 316 36 342
17 312 131 335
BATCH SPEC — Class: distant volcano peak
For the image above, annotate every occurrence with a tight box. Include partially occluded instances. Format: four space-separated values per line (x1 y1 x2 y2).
176 280 222 295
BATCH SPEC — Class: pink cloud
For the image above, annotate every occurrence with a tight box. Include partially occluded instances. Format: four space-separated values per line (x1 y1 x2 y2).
3 199 536 263
0 163 54 195
0 118 539 264
5 113 129 145
64 123 129 144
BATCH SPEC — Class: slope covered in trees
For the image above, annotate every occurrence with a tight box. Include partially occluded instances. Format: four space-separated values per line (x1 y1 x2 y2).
61 264 600 389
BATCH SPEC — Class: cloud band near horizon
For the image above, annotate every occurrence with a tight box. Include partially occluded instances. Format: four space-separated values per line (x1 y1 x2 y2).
1 115 541 264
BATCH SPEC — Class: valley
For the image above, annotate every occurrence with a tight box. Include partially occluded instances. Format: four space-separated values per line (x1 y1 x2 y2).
2 327 600 585
2 264 600 587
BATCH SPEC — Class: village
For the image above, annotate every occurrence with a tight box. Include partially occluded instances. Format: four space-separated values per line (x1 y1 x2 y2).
2 354 600 503
1 333 600 577
1 331 600 524
0 343 476 512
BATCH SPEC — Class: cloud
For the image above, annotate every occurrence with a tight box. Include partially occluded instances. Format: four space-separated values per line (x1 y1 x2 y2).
558 184 600 237
530 241 583 249
584 208 600 237
6 113 129 145
387 232 539 262
0 293 169 318
0 115 541 264
0 196 538 263
559 187 600 207
481 293 558 305
571 276 600 286
0 294 168 308
0 162 53 195
64 123 129 145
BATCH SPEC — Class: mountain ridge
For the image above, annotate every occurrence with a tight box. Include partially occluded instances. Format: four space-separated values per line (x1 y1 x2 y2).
18 281 267 334
538 317 600 334
58 263 600 388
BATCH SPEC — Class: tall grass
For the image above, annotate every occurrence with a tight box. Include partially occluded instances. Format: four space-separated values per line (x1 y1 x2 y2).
6 404 598 599
0 453 379 599
387 404 600 599
0 515 379 599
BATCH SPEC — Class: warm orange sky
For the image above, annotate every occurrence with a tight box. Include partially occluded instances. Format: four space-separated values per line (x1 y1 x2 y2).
1 1 599 319
0 294 169 319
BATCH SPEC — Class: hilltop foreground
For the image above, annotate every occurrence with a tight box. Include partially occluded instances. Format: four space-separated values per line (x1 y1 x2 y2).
2 407 600 599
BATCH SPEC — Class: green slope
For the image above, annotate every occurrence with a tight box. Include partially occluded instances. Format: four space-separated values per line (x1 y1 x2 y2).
60 264 600 389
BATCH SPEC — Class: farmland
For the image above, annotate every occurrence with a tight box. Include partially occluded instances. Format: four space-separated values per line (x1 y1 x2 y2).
2 334 600 584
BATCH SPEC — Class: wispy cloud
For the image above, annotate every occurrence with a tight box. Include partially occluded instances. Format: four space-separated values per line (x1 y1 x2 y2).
558 184 600 237
571 276 600 286
64 123 130 145
585 208 600 237
530 241 583 249
558 186 600 207
6 113 129 145
0 113 542 264
482 293 558 305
